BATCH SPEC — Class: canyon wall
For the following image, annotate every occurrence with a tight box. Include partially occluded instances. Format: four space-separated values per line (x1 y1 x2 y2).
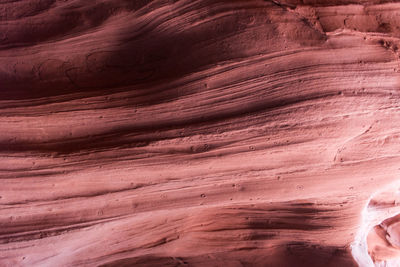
1 0 400 266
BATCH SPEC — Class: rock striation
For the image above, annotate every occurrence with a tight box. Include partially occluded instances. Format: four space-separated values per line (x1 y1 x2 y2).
1 0 400 266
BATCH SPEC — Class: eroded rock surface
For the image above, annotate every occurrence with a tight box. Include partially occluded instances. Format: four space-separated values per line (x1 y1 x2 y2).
1 0 400 266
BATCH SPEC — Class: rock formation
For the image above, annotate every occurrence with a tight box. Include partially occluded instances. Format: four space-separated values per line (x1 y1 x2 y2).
1 0 400 266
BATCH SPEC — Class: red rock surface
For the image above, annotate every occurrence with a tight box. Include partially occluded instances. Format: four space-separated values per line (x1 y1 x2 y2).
1 0 400 266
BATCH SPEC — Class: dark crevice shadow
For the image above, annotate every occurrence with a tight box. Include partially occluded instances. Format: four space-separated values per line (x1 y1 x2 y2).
99 243 357 267
0 92 338 154
1 0 326 102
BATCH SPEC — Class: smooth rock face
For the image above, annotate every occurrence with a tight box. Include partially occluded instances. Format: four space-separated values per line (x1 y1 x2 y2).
1 0 400 266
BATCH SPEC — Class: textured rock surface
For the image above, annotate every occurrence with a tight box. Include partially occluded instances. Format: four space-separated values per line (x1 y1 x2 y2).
1 0 400 266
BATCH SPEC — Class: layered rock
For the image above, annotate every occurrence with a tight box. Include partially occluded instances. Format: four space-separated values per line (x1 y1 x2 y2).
1 0 400 266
